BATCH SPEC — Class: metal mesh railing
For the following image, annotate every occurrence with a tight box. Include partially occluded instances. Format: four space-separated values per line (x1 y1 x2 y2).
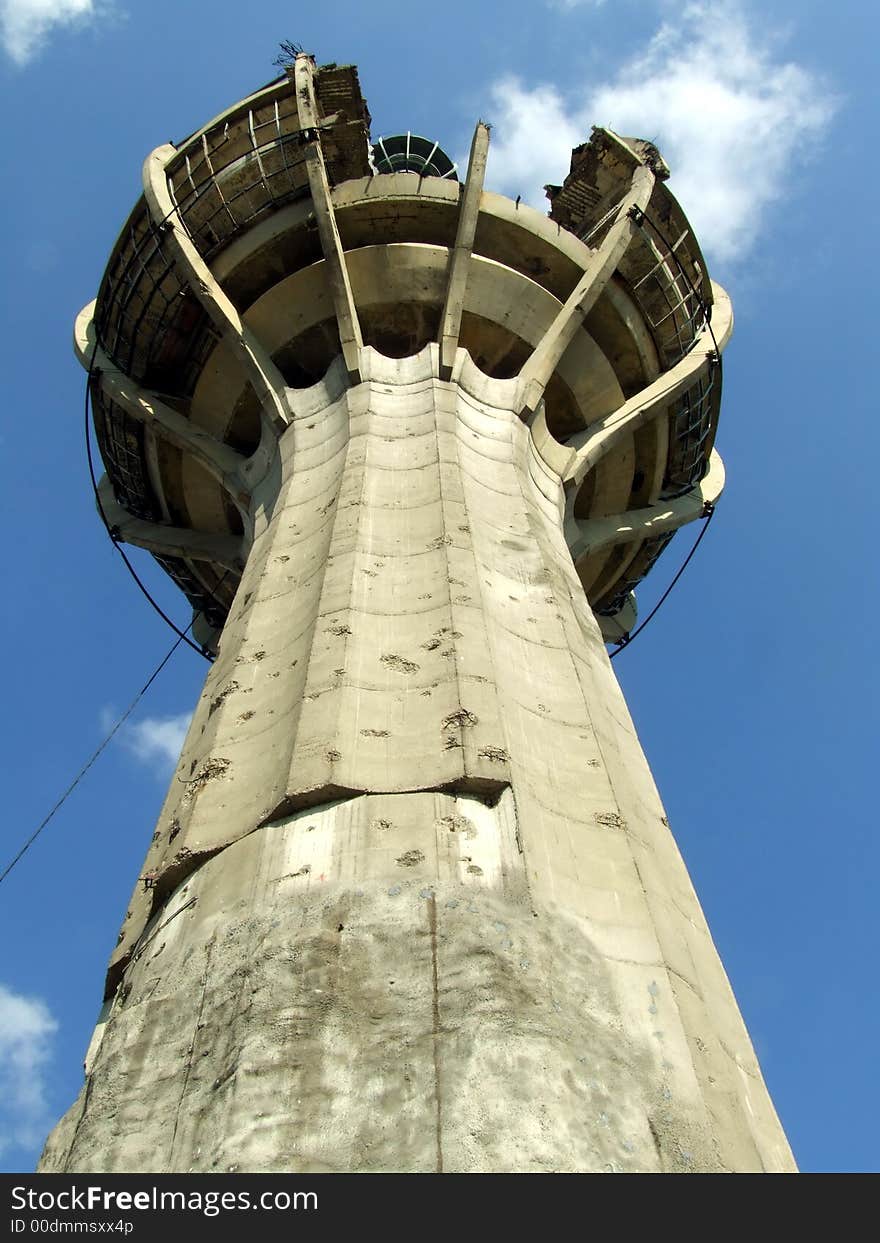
626 223 707 366
96 211 181 381
153 555 237 631
594 533 674 618
662 369 717 497
167 98 313 260
94 70 369 388
91 387 160 522
94 209 219 392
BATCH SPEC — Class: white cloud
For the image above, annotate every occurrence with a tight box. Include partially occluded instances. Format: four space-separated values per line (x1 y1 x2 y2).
482 2 837 262
0 984 57 1154
104 709 192 776
1 0 100 65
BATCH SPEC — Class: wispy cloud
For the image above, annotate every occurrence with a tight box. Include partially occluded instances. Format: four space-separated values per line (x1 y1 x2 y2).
103 709 192 776
0 983 57 1154
482 2 837 262
1 0 101 65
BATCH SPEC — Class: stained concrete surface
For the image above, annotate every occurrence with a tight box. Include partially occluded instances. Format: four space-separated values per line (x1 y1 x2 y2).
41 60 795 1173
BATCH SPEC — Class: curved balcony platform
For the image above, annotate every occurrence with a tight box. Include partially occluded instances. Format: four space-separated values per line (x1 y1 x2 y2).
83 58 728 648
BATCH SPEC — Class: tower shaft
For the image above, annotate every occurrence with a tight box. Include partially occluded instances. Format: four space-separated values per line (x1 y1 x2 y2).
41 350 794 1172
40 54 796 1171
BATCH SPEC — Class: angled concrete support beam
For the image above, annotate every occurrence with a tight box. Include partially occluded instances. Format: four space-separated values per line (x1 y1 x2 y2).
97 476 245 571
143 145 293 435
438 122 490 380
75 304 249 505
293 54 363 382
517 164 655 419
561 305 731 488
567 448 725 562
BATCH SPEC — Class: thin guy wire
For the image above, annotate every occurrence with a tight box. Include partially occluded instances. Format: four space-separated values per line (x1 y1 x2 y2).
609 507 715 659
608 210 723 657
84 340 214 661
0 631 188 889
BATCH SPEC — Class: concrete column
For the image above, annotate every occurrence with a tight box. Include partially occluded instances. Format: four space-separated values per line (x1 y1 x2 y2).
293 54 363 382
143 144 293 435
40 346 795 1174
438 122 490 379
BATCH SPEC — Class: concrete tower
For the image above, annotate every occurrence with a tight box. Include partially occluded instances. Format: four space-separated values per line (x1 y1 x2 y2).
40 57 795 1173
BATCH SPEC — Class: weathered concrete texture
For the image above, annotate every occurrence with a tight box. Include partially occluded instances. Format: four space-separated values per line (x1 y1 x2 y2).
41 793 738 1173
43 349 794 1173
44 58 796 1173
85 64 723 636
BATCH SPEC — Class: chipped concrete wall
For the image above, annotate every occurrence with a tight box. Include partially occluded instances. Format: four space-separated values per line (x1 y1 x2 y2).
41 347 795 1172
38 794 726 1173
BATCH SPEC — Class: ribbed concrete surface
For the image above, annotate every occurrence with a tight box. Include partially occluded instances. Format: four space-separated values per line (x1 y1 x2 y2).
41 349 795 1172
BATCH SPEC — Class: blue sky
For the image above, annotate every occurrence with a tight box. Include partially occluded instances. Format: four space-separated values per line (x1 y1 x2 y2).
0 0 875 1173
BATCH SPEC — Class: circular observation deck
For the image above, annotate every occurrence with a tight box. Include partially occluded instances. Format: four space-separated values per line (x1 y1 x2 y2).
371 133 458 179
78 57 729 650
